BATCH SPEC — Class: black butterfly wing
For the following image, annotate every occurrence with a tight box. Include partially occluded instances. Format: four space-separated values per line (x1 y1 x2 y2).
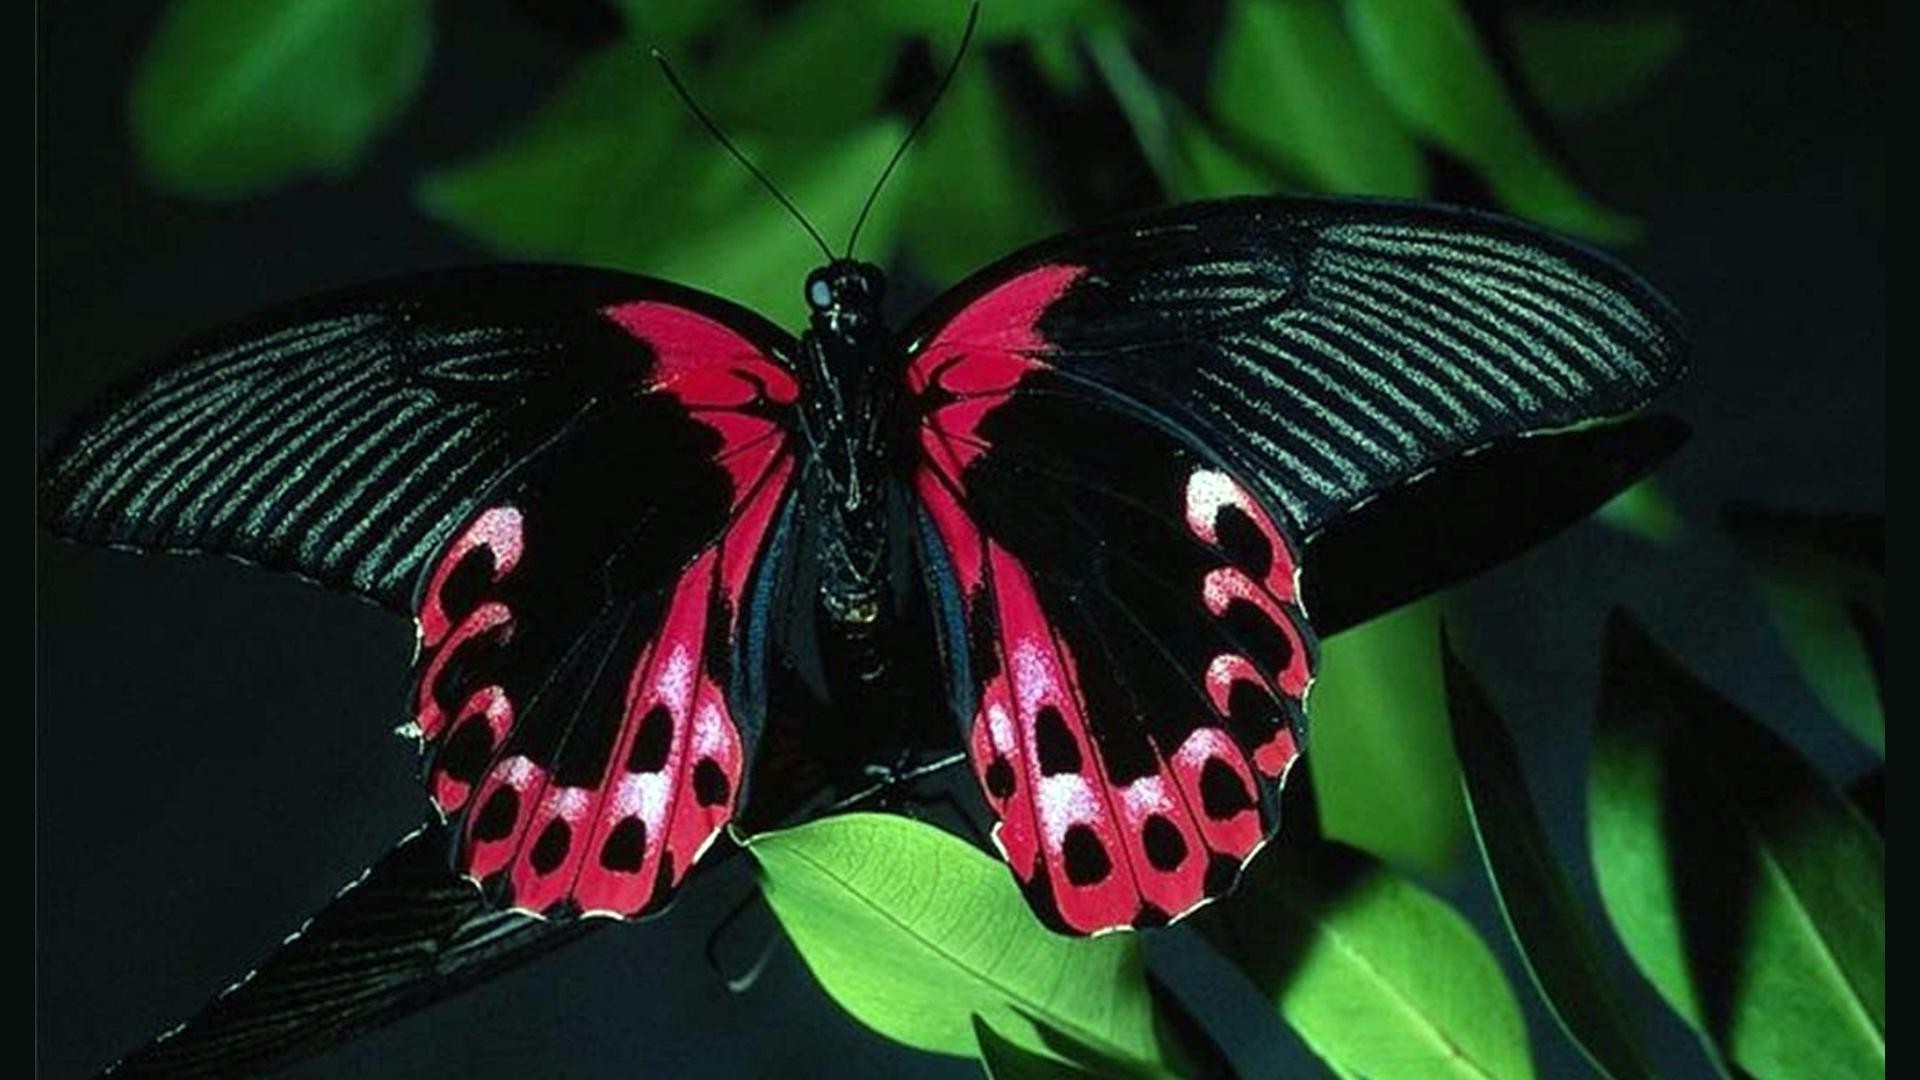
904 197 1686 935
44 266 804 920
105 825 600 1078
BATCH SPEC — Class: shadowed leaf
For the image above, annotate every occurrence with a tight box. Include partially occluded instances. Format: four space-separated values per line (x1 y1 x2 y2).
975 1015 1100 1079
1091 30 1276 200
1506 11 1687 119
1724 504 1884 756
1211 0 1426 196
1343 0 1638 242
749 814 1166 1068
1444 638 1652 1080
1594 477 1684 544
132 0 431 198
900 61 1061 282
1591 614 1884 1079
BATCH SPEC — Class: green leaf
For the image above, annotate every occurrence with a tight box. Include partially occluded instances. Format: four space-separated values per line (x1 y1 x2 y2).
1594 477 1684 545
612 0 744 50
859 0 1122 42
423 43 908 323
699 2 900 136
1506 11 1686 119
1199 824 1534 1079
974 1015 1098 1079
1724 505 1885 756
131 0 431 199
1341 0 1639 242
1443 639 1652 1080
1090 30 1277 200
1590 614 1885 1079
1211 0 1426 196
900 63 1060 282
1307 598 1467 873
749 814 1165 1068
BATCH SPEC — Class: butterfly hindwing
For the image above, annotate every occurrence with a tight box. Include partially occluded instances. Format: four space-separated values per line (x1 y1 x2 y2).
905 197 1686 934
414 300 799 919
912 266 1313 934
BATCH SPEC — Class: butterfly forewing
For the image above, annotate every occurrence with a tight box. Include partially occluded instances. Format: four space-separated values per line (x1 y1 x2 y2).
903 197 1686 934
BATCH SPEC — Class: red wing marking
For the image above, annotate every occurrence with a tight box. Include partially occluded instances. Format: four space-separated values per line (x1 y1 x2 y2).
909 265 1085 471
1185 468 1309 776
412 302 795 919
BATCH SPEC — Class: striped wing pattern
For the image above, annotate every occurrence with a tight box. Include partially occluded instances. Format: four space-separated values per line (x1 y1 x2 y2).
40 267 797 612
908 197 1689 539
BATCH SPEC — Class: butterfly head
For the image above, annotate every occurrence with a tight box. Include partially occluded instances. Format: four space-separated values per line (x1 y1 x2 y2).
805 260 887 334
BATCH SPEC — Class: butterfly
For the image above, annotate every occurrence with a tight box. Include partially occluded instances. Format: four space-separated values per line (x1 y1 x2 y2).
44 188 1685 947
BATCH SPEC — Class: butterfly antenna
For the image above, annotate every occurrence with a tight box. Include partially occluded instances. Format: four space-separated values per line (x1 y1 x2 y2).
843 0 982 259
651 48 835 262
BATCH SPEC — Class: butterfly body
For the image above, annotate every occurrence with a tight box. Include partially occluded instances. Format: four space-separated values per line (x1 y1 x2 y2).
794 260 910 664
44 196 1687 940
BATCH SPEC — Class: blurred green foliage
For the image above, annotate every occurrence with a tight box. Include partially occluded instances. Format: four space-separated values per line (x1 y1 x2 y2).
125 2 1884 1079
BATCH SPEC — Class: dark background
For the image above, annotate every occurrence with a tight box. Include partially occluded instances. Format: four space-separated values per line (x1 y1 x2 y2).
38 3 1882 1077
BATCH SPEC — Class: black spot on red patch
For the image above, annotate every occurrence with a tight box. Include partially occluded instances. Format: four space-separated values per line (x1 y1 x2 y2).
601 817 648 872
1062 825 1111 885
1200 758 1256 819
693 758 731 806
1224 679 1287 751
1142 814 1188 871
1095 726 1159 785
530 818 571 875
984 756 1016 798
1215 505 1274 581
438 547 497 624
1034 707 1081 775
627 705 673 773
1220 600 1294 675
472 787 519 841
439 715 495 783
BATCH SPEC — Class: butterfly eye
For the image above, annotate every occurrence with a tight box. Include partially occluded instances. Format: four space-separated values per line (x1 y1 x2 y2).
806 276 834 311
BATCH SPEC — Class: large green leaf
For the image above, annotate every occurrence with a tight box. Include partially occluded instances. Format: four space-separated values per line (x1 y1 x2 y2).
1200 818 1534 1079
899 63 1060 282
131 0 431 199
423 42 908 323
1724 505 1885 756
749 814 1165 1068
1342 0 1638 242
1211 0 1426 196
1590 614 1885 1079
1307 598 1467 873
1506 11 1687 119
1444 639 1651 1080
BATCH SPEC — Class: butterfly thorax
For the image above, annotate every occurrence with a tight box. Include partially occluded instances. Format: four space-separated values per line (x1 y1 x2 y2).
796 261 909 665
